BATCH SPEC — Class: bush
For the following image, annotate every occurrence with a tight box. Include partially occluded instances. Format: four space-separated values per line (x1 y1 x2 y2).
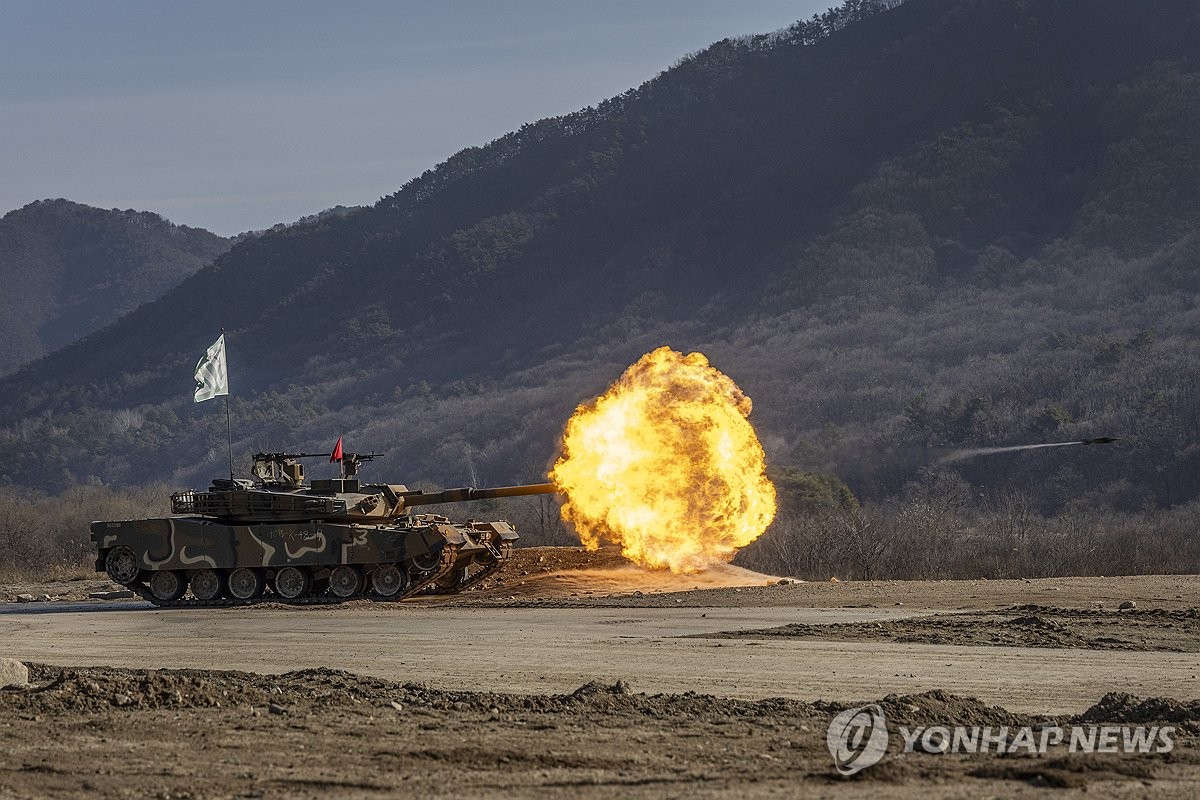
734 498 1200 580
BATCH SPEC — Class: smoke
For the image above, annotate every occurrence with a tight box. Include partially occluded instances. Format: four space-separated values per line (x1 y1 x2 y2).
939 441 1089 464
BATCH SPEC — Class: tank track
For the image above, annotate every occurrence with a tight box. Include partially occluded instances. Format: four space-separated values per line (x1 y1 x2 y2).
436 541 515 594
128 582 341 608
126 546 468 608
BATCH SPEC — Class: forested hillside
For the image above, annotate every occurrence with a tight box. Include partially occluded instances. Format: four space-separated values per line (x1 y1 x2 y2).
0 0 1196 522
0 200 231 375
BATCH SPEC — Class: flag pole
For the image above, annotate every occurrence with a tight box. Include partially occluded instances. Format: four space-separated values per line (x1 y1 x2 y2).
225 394 234 483
222 328 234 483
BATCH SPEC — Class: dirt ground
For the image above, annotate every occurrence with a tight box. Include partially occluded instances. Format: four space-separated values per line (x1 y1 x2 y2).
695 606 1200 652
2 664 1198 799
2 546 1199 798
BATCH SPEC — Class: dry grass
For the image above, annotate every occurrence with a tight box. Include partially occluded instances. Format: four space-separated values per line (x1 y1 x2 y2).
735 499 1200 580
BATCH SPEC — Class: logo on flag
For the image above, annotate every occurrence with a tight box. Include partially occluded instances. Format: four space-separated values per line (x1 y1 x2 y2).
194 334 229 403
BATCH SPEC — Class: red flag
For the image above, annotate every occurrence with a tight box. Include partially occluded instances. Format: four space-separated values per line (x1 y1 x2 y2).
330 436 343 463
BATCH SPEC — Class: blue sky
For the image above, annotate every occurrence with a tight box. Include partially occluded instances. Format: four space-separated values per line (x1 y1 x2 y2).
1 1 829 235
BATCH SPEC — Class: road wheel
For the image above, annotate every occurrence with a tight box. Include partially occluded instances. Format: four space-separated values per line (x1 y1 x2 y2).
274 566 312 600
149 570 187 602
189 568 223 601
370 563 408 598
105 546 141 585
328 565 363 599
410 548 441 573
228 567 264 601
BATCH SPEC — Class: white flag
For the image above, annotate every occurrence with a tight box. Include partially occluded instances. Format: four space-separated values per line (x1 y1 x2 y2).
194 334 229 402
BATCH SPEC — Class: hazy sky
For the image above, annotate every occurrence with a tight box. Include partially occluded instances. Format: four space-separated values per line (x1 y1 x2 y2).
1 1 829 235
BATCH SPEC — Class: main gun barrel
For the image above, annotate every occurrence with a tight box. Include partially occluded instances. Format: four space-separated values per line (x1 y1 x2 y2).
400 482 558 507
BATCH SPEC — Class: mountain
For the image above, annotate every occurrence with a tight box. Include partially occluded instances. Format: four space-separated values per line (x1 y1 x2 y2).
0 199 231 375
0 0 1197 512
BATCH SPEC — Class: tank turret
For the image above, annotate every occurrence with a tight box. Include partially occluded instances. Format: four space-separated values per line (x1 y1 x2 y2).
91 450 558 606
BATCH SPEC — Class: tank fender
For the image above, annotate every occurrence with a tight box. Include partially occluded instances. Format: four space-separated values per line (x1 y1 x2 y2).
434 523 470 547
88 519 173 566
474 521 519 542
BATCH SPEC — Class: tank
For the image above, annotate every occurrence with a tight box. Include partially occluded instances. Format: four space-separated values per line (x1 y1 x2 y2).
90 450 557 607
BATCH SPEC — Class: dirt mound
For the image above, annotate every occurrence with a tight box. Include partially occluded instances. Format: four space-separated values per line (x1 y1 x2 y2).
518 563 776 595
1009 603 1200 620
4 664 821 721
1005 614 1071 631
1076 692 1200 732
874 689 1034 728
504 544 635 576
461 544 779 602
7 664 272 712
693 608 1200 652
18 663 1193 730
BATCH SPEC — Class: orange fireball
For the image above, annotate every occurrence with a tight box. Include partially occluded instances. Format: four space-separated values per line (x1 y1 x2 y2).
551 347 776 573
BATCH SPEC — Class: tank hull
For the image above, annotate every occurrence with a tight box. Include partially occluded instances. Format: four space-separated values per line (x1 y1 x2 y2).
91 517 443 571
90 515 518 606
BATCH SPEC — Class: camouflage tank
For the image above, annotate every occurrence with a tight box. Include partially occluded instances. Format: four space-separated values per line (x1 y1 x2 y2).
91 451 556 606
